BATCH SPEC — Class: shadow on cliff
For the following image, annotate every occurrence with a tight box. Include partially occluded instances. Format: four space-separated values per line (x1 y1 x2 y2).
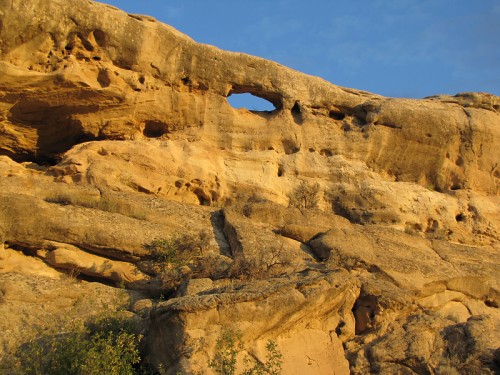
7 98 99 164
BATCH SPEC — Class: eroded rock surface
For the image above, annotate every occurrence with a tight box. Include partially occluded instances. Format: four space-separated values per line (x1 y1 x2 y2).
0 0 499 374
148 270 359 375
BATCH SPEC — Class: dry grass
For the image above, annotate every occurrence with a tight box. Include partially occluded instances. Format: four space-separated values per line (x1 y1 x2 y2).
45 190 147 220
435 353 495 375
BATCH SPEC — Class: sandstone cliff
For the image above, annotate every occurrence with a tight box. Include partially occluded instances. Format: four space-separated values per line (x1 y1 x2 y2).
0 0 499 374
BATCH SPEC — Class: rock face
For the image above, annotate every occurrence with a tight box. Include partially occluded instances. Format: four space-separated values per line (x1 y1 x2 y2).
148 270 359 375
0 0 499 374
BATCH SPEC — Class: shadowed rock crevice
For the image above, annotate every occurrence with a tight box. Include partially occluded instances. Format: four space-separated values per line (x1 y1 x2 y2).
210 210 232 257
291 101 303 125
329 109 346 121
142 120 170 138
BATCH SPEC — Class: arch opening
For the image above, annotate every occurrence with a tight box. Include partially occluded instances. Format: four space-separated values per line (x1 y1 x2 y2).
227 92 277 112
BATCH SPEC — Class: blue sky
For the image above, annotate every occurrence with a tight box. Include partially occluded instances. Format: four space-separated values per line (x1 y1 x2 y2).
100 0 500 99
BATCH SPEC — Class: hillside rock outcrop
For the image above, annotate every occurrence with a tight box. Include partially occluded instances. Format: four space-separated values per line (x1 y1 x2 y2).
0 0 499 373
148 270 359 375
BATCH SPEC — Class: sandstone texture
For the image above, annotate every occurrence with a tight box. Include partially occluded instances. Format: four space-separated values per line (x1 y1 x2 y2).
0 0 499 374
149 270 358 375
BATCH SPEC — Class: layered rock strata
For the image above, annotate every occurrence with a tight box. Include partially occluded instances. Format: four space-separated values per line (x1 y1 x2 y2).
0 0 499 373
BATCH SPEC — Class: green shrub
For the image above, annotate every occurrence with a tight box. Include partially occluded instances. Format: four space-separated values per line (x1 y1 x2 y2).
209 329 244 375
145 231 210 265
209 329 282 375
146 237 180 263
8 312 142 375
243 340 283 375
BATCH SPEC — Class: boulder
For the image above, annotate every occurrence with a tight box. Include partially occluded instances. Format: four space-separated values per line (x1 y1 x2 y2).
0 247 61 279
41 241 149 284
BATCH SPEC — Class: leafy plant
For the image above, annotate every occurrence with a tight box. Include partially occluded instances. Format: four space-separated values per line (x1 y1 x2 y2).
7 311 142 375
243 340 283 375
209 329 244 375
209 330 283 375
146 237 181 263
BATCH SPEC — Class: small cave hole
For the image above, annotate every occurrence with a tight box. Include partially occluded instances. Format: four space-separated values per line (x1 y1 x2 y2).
277 165 285 177
320 149 334 157
81 37 95 52
92 56 101 61
450 183 461 191
211 191 220 203
97 69 111 88
193 188 211 206
138 76 146 85
92 29 106 47
291 101 303 124
455 213 465 222
291 101 301 114
335 321 345 337
143 120 169 138
308 148 315 153
455 156 464 167
353 295 378 335
485 299 498 308
227 93 276 112
181 76 190 86
64 44 73 51
341 123 351 131
329 110 346 121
